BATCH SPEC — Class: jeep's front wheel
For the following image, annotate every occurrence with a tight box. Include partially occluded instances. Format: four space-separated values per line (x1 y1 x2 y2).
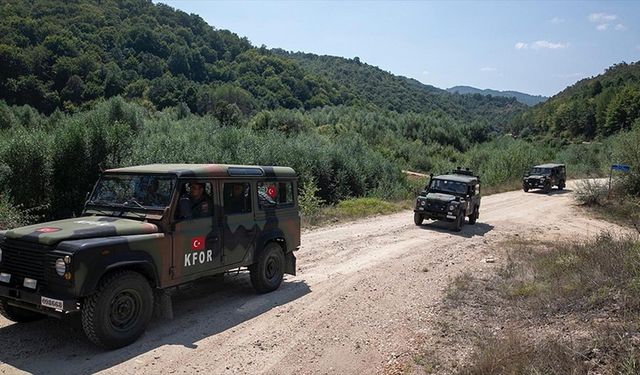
543 182 551 194
469 207 479 225
250 243 285 294
81 271 154 349
0 298 45 323
523 186 529 192
414 212 424 226
452 212 465 232
558 180 565 190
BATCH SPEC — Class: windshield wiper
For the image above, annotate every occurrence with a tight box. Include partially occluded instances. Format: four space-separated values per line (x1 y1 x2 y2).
123 198 145 209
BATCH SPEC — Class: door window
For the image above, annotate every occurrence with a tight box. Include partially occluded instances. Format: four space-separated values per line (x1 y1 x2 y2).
257 181 294 209
175 181 213 220
223 182 252 214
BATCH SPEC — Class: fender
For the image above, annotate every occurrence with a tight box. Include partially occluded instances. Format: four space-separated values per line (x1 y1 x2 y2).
55 234 166 297
79 254 159 296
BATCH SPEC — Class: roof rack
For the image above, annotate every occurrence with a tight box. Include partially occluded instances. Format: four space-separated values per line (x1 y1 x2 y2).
452 166 476 177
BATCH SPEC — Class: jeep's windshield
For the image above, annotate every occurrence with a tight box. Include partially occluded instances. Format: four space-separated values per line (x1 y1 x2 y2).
530 167 551 176
89 174 176 209
429 179 467 195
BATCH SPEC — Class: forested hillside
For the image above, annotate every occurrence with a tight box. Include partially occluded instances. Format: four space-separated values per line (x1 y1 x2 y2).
446 86 548 106
0 0 356 117
508 61 640 139
0 0 525 127
275 50 527 129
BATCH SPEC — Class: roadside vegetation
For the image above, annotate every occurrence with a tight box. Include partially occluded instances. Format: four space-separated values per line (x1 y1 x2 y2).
414 233 640 375
0 96 626 229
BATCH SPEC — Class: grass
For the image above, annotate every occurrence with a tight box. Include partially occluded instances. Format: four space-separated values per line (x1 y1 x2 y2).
424 233 640 375
301 197 410 228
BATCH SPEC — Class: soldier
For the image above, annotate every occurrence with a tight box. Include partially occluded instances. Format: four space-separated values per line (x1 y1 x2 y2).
189 182 212 218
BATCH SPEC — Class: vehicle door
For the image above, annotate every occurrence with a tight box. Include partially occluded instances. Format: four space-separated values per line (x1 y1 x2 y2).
221 181 257 266
171 180 222 282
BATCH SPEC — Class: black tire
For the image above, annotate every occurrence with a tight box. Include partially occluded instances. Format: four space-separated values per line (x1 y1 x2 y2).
0 298 45 323
452 212 464 232
81 271 154 349
523 187 529 192
469 207 479 225
414 212 424 226
250 243 285 294
558 180 565 190
543 182 551 194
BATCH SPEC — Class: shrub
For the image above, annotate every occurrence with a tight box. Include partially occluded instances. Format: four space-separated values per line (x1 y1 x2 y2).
574 179 609 206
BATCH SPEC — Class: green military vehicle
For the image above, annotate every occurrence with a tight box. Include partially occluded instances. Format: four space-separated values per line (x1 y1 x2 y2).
522 163 566 193
414 168 481 232
0 164 300 349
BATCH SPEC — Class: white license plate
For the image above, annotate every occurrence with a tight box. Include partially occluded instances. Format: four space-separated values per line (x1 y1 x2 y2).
446 215 456 219
418 207 424 211
41 296 63 310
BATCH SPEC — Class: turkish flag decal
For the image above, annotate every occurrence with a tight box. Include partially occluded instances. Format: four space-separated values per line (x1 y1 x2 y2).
191 236 205 251
267 185 277 199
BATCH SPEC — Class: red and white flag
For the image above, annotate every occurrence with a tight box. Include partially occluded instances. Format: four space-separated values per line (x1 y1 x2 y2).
191 236 205 251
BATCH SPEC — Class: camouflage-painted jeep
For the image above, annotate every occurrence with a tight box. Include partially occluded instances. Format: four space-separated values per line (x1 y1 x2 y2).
413 168 481 232
0 164 300 349
523 163 566 193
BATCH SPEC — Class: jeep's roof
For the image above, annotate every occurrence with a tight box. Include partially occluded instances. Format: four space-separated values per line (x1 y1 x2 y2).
433 174 478 184
105 164 297 178
533 163 565 169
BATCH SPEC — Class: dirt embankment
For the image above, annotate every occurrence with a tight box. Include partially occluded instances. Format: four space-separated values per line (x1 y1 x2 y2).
0 181 624 374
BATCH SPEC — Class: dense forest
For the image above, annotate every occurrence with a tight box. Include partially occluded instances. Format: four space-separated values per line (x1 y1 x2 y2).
0 0 637 228
446 86 548 106
275 50 527 129
509 62 640 139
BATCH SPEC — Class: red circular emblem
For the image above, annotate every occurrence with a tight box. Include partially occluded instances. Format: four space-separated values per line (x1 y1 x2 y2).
267 186 277 198
36 227 61 233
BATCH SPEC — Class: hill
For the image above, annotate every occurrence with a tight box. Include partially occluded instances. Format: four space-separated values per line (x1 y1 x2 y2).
508 61 640 139
0 0 526 129
0 0 355 115
447 86 548 106
274 50 527 128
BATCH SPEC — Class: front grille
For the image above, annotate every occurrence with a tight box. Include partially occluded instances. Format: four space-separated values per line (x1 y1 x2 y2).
426 200 448 212
0 239 53 289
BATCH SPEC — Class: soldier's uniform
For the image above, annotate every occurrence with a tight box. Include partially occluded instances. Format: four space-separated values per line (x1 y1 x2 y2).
191 194 212 218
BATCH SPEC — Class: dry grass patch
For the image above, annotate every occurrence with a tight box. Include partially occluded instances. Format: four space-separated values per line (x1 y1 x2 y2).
412 233 640 375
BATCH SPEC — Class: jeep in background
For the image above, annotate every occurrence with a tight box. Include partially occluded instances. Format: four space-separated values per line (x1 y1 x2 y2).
0 164 300 349
523 163 566 193
414 168 481 232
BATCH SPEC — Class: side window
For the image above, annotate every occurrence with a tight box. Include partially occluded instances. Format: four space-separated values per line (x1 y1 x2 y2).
175 181 213 220
223 182 252 215
258 181 294 209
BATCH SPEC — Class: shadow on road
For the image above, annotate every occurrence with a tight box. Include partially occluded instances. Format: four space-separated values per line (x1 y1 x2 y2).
418 221 494 238
525 188 573 196
0 274 310 374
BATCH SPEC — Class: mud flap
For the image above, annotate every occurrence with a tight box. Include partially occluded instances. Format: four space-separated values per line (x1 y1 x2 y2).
153 289 173 320
284 251 297 276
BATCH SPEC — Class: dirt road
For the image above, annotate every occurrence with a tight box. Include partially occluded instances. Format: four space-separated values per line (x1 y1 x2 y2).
0 182 623 374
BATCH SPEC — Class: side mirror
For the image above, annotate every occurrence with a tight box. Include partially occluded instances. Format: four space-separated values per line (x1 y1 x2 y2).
177 196 192 220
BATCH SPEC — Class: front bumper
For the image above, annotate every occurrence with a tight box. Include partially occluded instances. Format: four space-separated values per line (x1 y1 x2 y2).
0 284 79 317
523 180 548 189
414 208 458 222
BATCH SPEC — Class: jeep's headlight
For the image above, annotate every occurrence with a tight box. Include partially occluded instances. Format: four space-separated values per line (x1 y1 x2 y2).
449 204 455 211
55 258 66 276
420 200 426 206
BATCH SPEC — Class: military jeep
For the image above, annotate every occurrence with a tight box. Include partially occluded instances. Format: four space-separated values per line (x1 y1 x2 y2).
0 164 300 349
414 168 481 232
523 163 566 193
